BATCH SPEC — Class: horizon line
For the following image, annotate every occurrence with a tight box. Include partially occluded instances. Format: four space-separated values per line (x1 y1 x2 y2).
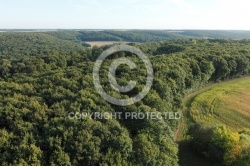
1 29 250 31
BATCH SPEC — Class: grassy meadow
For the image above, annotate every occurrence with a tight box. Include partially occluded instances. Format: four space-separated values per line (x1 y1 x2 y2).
190 77 250 131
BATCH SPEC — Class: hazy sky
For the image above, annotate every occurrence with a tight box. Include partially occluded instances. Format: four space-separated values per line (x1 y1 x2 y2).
0 0 250 29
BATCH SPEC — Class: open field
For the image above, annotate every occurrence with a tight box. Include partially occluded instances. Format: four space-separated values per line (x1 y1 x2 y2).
190 76 250 131
178 77 250 166
85 41 130 47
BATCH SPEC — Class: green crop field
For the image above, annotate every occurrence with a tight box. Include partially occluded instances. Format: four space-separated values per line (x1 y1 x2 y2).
190 77 250 131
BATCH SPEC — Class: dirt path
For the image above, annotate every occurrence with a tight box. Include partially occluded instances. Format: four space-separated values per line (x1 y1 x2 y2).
174 83 218 142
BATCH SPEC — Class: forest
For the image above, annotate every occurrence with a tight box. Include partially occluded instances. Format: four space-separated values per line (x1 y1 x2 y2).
46 30 250 42
0 31 250 165
2 30 250 43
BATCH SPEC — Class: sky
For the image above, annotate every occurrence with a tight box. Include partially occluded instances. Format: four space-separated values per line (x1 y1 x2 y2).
0 0 250 29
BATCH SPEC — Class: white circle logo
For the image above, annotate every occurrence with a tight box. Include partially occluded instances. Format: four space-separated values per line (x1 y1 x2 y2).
93 44 153 106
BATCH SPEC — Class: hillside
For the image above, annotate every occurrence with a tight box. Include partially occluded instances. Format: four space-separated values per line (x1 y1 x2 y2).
2 30 250 43
58 30 250 42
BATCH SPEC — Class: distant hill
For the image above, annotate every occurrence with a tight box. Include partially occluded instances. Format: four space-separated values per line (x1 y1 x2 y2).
44 30 250 42
2 30 250 43
179 30 250 39
1 30 250 58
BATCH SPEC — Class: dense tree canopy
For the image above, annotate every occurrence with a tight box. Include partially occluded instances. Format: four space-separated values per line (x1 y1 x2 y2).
0 32 250 165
